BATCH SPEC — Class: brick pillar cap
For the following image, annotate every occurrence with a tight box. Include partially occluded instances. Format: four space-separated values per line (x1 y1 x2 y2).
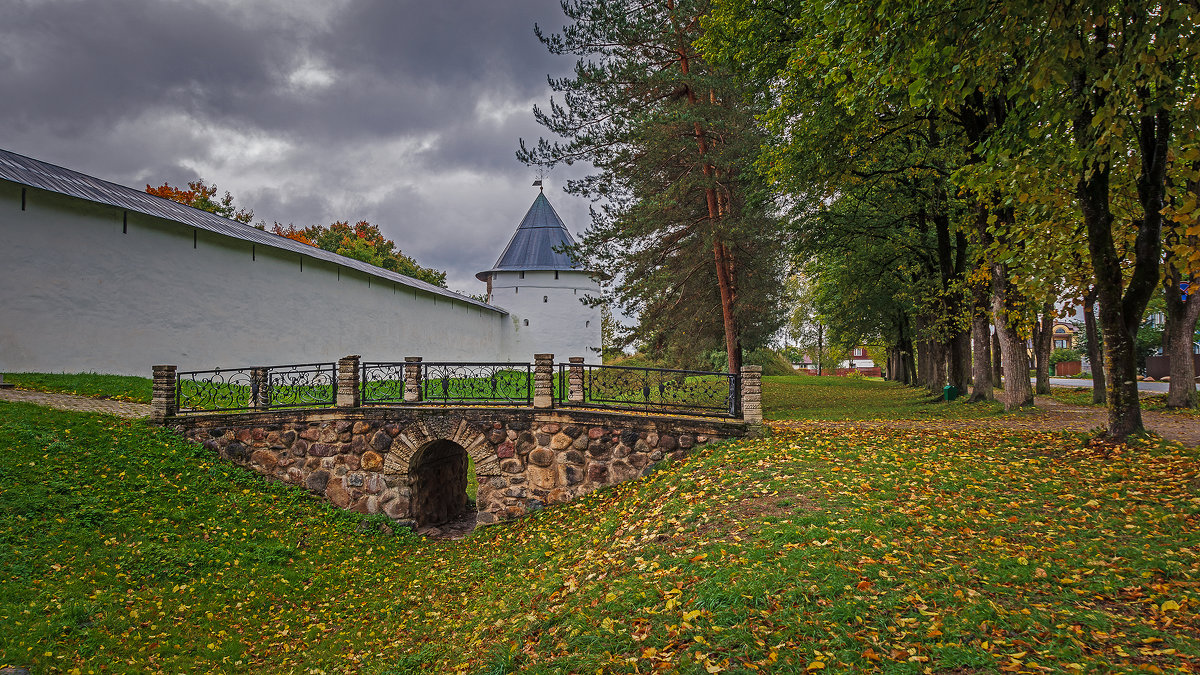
740 365 763 373
340 355 361 360
569 357 585 363
404 356 423 362
153 365 177 370
534 353 554 360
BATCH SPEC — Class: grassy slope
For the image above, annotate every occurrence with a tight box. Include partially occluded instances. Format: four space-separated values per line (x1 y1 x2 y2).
762 374 1008 421
1 377 1198 673
3 373 152 403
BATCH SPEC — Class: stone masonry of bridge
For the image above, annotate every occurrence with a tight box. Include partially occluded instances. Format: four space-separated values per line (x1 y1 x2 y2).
155 355 761 528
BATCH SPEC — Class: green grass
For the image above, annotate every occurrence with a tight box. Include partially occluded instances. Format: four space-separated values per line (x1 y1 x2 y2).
1047 385 1200 418
763 374 1006 421
3 372 152 403
2 379 1198 673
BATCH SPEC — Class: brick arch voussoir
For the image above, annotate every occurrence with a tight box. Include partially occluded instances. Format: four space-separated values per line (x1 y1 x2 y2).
383 417 499 477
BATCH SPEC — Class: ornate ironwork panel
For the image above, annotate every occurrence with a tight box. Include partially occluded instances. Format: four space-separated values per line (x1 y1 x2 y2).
421 362 533 405
556 363 741 417
176 367 255 413
265 363 336 409
175 362 334 414
360 362 408 404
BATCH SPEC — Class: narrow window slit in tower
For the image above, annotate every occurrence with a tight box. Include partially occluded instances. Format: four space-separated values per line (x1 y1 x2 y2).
193 229 197 248
123 211 127 234
21 188 26 210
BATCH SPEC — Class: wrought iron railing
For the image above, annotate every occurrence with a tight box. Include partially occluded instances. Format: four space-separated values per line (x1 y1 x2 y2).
359 362 408 404
175 362 336 414
361 361 534 405
557 363 741 418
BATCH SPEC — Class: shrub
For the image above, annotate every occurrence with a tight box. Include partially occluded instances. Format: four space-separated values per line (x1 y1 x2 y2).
1049 348 1081 367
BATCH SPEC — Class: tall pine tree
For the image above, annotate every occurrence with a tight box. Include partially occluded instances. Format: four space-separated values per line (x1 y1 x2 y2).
519 0 784 372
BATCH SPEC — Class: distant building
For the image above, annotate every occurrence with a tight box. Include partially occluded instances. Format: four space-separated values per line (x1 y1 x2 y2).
476 191 602 361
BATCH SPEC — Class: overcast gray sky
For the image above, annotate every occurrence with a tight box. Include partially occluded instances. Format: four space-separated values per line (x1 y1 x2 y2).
0 0 590 294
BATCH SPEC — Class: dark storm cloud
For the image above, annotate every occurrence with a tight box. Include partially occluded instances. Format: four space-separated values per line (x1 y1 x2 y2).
0 0 289 134
0 0 587 294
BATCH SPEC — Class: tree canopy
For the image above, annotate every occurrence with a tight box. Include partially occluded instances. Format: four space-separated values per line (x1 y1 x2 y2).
272 221 447 288
146 179 254 224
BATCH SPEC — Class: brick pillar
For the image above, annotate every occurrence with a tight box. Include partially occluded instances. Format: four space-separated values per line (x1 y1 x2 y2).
151 365 177 422
251 367 270 409
337 355 360 408
740 365 763 432
533 353 554 409
568 357 585 403
404 357 423 403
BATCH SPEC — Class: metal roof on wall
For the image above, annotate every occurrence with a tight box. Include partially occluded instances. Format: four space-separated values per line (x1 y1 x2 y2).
0 147 501 313
475 191 587 281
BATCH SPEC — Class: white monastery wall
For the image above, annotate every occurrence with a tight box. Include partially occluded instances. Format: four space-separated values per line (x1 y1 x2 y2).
490 270 602 363
0 183 515 376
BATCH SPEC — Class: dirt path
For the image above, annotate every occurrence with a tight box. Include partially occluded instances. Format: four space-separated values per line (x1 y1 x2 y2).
0 388 150 419
770 395 1200 448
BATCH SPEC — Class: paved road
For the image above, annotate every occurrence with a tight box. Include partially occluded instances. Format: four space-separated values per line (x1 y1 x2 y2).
1040 377 1195 393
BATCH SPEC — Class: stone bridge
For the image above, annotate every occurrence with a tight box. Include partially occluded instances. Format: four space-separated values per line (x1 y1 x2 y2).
152 355 761 530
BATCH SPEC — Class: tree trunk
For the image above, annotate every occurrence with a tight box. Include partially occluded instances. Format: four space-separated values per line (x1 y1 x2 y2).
816 323 824 376
992 264 1033 410
968 280 994 402
1163 167 1199 409
712 240 741 374
1163 271 1200 408
1082 286 1106 404
1032 300 1054 395
992 332 1003 388
948 330 971 394
918 338 947 395
672 16 741 375
1073 51 1167 440
895 339 915 386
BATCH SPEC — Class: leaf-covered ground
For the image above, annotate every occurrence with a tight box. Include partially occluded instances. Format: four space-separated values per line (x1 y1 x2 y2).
2 377 1198 673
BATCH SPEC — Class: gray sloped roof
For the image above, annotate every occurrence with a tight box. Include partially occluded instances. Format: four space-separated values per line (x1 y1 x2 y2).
475 191 586 281
0 147 501 313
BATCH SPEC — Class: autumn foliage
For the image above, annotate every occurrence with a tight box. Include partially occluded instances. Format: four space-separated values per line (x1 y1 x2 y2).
272 220 447 288
146 179 254 224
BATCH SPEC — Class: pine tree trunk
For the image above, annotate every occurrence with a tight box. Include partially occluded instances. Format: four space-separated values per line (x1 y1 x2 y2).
712 240 741 374
1032 300 1054 395
992 264 1033 410
968 281 994 402
1082 287 1106 404
672 14 741 375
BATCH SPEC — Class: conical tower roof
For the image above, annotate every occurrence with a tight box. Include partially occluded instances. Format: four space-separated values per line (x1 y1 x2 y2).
476 192 585 281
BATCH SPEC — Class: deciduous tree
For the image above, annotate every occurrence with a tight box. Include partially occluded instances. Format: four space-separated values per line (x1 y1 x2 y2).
271 221 447 288
146 179 254 224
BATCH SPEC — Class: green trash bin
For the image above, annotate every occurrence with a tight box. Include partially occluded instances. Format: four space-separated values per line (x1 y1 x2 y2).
943 385 959 401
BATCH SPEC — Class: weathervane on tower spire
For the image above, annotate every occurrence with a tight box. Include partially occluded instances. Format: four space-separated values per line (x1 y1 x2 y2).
532 168 546 192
